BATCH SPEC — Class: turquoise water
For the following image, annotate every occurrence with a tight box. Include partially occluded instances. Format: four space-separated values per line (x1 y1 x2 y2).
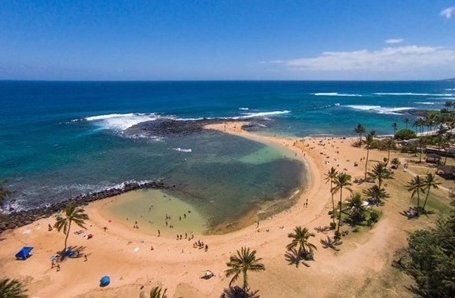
1 81 454 229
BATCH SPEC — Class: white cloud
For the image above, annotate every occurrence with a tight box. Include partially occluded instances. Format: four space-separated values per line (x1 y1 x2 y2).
262 45 455 78
440 6 455 19
385 39 403 44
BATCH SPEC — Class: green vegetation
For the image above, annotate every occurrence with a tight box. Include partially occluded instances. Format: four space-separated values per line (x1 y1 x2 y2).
354 123 366 143
286 226 317 258
140 286 168 298
394 128 416 140
363 131 375 180
54 202 89 254
331 172 353 239
225 247 265 294
324 167 338 225
0 278 28 298
393 210 455 298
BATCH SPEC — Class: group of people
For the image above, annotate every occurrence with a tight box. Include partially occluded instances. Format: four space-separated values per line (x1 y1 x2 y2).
193 240 208 252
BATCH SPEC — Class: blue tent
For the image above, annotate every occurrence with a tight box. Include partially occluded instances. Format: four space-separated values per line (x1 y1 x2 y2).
15 246 33 260
100 276 110 287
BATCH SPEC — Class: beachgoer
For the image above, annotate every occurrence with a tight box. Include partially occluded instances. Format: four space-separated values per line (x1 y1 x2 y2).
51 260 55 268
56 264 60 272
84 254 87 262
48 223 52 231
158 230 160 236
205 244 208 252
151 245 154 251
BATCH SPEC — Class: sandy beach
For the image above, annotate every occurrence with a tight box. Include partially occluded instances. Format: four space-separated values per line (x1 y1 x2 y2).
0 121 448 298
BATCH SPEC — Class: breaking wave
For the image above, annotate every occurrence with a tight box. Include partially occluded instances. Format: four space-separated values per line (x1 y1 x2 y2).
173 148 192 153
314 92 362 97
375 92 455 97
345 105 413 115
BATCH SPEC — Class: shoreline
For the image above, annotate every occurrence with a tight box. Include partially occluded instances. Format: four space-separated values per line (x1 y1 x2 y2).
99 123 309 236
0 121 441 297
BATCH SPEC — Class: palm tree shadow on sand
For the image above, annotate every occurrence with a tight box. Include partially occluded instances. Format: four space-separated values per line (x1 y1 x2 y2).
320 236 342 251
284 247 312 268
221 286 260 298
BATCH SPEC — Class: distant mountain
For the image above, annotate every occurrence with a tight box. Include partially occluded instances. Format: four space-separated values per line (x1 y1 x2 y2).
442 78 455 81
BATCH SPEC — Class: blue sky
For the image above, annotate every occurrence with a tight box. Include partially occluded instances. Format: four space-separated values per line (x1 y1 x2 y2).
1 1 455 80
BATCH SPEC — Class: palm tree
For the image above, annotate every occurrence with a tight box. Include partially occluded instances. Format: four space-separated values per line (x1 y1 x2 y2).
324 167 338 225
392 122 398 135
413 118 425 135
345 193 365 223
225 247 265 293
368 162 393 189
404 117 410 128
286 226 317 256
140 286 168 298
383 138 395 165
354 123 366 144
54 202 89 254
363 131 375 180
331 172 352 238
422 173 441 211
417 137 426 163
363 185 390 203
407 175 426 210
0 278 28 298
444 100 454 115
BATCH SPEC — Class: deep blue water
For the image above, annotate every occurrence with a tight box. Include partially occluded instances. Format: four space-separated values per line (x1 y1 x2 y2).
1 81 454 224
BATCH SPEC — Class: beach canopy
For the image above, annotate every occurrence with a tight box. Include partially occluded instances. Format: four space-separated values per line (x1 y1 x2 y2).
15 246 33 260
100 275 110 287
200 270 214 279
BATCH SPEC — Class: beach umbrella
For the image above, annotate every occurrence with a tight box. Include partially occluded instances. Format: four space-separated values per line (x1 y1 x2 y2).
99 275 110 287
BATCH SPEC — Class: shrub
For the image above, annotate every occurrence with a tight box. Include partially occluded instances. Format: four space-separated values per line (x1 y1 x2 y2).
394 129 416 140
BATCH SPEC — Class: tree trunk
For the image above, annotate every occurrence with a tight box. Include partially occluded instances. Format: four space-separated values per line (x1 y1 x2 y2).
330 182 335 224
364 148 370 180
336 189 343 237
422 191 430 211
243 270 247 294
63 220 72 253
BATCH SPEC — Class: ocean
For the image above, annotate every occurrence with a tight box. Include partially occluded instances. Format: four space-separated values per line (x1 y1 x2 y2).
1 81 454 233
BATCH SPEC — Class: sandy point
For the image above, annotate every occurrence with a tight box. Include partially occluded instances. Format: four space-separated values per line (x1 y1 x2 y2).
1 121 441 297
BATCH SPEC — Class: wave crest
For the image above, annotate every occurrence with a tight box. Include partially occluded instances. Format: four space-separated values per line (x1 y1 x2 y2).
345 105 413 115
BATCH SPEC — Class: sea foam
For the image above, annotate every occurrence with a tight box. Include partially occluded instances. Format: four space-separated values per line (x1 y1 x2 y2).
375 92 455 97
345 105 413 115
314 92 362 97
85 113 160 131
238 110 290 119
173 148 192 153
